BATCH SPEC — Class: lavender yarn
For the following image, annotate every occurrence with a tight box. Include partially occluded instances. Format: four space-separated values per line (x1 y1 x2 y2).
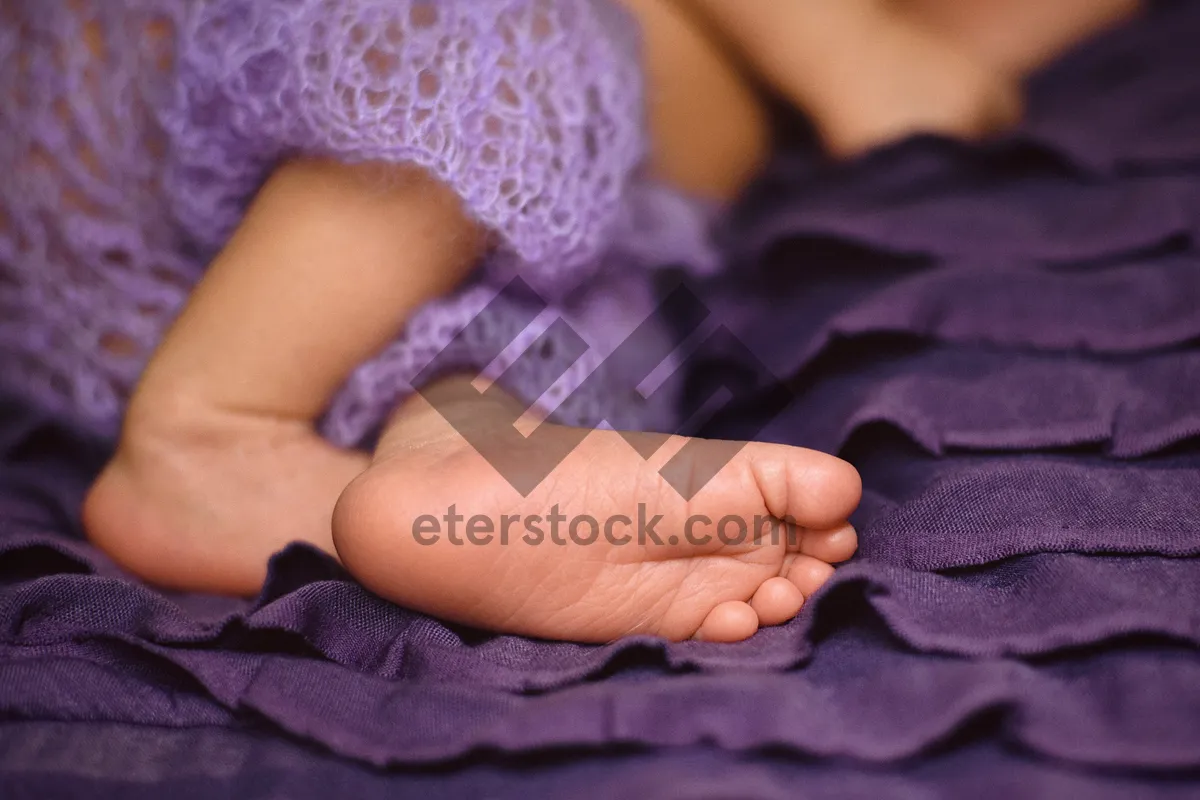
0 0 710 446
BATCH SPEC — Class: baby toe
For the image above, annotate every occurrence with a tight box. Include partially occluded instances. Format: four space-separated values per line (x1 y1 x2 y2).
750 576 805 627
693 600 759 643
785 555 836 597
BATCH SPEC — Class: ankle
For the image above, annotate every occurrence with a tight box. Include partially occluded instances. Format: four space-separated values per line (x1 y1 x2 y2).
121 383 314 457
376 375 532 460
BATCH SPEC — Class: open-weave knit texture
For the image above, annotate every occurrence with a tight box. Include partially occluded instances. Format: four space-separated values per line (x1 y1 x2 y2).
0 0 709 445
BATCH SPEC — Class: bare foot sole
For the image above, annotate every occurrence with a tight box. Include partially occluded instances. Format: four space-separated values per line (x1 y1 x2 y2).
332 383 861 643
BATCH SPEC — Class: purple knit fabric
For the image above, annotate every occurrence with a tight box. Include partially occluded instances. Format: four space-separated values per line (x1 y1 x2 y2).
3 0 1200 795
0 0 711 446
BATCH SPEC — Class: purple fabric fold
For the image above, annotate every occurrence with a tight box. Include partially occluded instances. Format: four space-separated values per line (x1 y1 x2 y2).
739 168 1200 266
846 445 1200 569
3 722 1196 800
699 251 1200 389
7 536 1200 687
760 346 1200 458
1022 0 1200 174
5 614 1200 768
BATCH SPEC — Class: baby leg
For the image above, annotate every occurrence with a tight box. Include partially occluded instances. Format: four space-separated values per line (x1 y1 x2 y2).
84 159 484 594
618 0 770 202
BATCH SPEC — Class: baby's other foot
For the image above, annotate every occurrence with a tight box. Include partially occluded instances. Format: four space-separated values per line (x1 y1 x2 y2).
332 380 861 643
900 0 1141 77
84 402 368 595
802 12 1022 157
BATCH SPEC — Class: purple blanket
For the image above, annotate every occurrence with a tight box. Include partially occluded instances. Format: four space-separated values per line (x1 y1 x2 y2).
3 2 1200 796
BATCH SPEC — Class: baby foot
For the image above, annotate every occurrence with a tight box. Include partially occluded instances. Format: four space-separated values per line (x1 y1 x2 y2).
900 0 1141 77
332 380 861 643
801 12 1023 157
83 401 368 595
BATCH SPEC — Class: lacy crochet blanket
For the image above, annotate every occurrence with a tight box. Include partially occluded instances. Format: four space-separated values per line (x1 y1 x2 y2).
0 0 710 445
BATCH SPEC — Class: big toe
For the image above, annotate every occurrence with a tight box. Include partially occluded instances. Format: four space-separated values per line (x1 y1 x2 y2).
666 438 861 531
737 442 862 531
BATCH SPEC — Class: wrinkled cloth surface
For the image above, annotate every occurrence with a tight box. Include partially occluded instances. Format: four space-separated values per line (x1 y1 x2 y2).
4 0 1200 796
